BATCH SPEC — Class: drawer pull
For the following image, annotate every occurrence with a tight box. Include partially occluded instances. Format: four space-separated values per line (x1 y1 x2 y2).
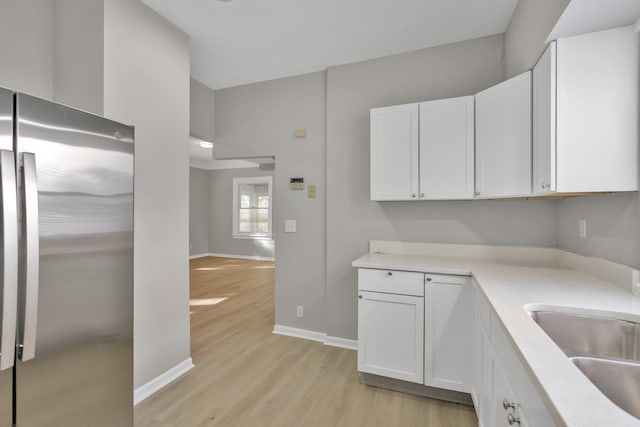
507 413 520 425
426 277 432 282
358 295 363 299
503 399 515 411
387 272 392 276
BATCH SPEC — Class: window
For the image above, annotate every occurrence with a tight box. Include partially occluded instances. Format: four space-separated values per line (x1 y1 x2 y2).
232 176 273 239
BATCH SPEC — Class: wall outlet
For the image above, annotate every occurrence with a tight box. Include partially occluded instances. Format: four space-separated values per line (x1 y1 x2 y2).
285 219 297 233
296 305 304 317
579 219 587 239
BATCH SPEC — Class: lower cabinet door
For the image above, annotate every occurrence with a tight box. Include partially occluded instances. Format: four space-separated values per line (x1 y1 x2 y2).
424 274 470 392
492 350 518 427
357 291 424 383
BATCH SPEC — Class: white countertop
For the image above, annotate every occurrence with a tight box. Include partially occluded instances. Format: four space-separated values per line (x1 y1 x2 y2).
353 246 640 427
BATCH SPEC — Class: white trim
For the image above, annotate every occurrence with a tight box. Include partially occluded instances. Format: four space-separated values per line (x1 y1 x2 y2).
208 252 275 262
133 358 194 405
324 335 358 350
272 325 358 350
189 252 275 262
272 325 326 343
232 234 274 240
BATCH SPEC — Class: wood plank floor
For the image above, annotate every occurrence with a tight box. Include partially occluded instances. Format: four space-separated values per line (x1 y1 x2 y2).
134 256 478 427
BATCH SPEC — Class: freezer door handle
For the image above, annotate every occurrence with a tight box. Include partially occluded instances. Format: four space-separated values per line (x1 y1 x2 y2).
20 152 38 362
0 150 18 370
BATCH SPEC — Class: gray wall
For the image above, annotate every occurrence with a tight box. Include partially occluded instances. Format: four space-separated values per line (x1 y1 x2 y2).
0 0 54 98
103 0 192 389
325 34 559 340
1 0 193 390
190 167 210 256
208 167 275 259
558 193 640 268
215 71 327 333
502 0 640 269
210 34 562 342
53 0 104 115
503 0 570 78
190 78 215 141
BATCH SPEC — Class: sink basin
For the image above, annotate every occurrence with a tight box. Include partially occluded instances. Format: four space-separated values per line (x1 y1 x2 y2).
528 310 640 361
528 309 640 420
572 357 640 420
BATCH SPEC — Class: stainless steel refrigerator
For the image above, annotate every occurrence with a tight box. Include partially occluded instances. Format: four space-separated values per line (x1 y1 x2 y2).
0 87 133 426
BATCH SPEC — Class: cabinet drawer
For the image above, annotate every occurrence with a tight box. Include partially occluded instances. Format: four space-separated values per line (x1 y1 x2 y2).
358 269 424 296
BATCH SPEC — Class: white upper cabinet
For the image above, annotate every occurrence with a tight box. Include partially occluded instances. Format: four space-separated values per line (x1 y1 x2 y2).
370 97 474 201
533 26 639 195
532 42 556 195
475 72 532 198
370 104 419 200
419 96 474 200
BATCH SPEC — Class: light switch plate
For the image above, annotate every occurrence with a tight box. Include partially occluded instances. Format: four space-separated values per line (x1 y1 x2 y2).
308 185 316 198
285 219 296 233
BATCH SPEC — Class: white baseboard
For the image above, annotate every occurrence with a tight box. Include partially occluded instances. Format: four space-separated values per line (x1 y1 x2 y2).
273 325 326 342
133 358 195 405
324 335 358 350
189 252 209 260
190 252 275 262
273 325 358 350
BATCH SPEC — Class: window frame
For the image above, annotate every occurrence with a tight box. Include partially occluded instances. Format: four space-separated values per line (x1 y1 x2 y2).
232 176 273 240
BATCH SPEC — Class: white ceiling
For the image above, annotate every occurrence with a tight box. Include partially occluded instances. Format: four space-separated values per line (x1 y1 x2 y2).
142 0 519 90
547 0 640 41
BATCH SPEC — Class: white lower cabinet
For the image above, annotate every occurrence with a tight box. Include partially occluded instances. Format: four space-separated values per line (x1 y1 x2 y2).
424 274 470 392
357 269 471 393
471 281 552 427
357 269 424 383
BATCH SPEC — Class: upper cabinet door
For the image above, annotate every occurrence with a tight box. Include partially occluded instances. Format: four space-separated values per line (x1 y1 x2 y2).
475 72 532 198
370 103 419 200
419 96 474 200
555 26 638 192
532 42 556 196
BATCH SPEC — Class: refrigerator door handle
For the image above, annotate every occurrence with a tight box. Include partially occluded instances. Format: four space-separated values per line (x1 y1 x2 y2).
20 152 38 362
0 150 18 370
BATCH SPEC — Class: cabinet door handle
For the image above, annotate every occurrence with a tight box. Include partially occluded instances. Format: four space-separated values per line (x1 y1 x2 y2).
420 193 425 198
507 413 521 425
426 277 432 282
358 295 363 299
387 271 392 276
502 399 515 411
411 194 417 198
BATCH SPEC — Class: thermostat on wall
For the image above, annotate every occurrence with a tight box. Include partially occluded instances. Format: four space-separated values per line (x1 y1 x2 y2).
290 177 304 190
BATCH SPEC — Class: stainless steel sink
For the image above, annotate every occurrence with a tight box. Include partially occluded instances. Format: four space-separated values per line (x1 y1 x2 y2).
572 357 640 420
528 309 640 419
528 310 640 361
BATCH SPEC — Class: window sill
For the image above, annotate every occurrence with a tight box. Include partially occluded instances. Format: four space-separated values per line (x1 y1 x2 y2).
232 234 274 240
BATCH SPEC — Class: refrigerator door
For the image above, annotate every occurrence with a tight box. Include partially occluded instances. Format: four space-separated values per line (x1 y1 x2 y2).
0 87 15 427
15 93 133 426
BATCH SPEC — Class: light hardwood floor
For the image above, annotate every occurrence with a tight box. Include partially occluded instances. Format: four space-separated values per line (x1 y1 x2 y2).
134 256 478 427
